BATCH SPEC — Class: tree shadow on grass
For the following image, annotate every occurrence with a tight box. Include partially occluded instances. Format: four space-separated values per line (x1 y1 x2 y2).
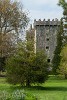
10 85 67 92
29 86 67 91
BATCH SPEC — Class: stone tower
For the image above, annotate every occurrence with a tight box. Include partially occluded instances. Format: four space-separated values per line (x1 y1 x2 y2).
34 19 60 62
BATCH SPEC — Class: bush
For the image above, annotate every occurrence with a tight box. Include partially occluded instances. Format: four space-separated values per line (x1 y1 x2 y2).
0 89 38 100
58 45 67 79
6 42 48 86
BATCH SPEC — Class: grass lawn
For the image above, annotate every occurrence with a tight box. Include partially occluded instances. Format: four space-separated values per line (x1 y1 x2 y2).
0 76 67 100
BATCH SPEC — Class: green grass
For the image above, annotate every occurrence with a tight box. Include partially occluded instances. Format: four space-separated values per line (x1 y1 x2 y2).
0 76 67 100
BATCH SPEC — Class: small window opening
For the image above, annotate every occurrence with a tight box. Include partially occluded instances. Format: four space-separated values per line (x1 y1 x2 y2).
46 38 49 41
46 46 49 49
47 59 50 63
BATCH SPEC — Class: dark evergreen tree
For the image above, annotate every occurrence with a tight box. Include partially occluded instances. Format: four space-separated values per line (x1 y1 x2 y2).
6 41 48 86
58 44 67 79
52 0 67 74
52 19 63 74
58 0 67 44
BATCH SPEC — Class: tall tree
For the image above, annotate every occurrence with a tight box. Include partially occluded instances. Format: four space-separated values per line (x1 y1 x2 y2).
26 25 35 52
58 0 67 78
58 0 67 13
58 44 67 79
52 19 63 74
0 0 29 71
58 0 67 44
52 0 67 74
6 41 48 86
0 0 29 57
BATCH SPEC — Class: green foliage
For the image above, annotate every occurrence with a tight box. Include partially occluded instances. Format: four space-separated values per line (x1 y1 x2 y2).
0 89 37 100
58 44 67 78
52 19 63 74
57 0 67 77
0 0 29 55
58 0 67 15
33 51 48 84
6 41 48 86
58 0 67 44
1 76 67 100
0 57 5 71
0 0 29 72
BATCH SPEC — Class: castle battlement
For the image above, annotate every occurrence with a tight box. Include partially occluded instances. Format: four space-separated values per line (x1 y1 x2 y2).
34 18 60 26
33 18 61 62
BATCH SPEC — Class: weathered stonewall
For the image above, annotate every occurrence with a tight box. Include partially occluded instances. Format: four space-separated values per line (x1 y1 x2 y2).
34 19 60 62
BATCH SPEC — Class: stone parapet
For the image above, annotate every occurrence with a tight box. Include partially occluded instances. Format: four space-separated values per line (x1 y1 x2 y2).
34 19 60 27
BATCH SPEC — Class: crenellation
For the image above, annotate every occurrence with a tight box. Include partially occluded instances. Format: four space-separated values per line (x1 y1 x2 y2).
27 18 61 63
39 19 41 21
34 19 60 27
33 18 61 62
43 19 45 22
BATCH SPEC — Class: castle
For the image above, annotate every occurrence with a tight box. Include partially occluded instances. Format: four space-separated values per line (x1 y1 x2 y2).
27 18 60 63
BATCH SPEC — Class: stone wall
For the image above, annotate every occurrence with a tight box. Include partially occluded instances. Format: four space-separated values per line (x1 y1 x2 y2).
34 19 60 62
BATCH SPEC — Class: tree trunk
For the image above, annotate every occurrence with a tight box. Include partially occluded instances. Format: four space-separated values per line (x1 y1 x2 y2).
26 79 30 87
65 74 67 79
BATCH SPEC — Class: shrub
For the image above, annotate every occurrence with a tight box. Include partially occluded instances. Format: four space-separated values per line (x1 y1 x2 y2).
0 90 38 100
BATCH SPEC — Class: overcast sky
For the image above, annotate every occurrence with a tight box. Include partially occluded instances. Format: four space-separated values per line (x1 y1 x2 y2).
18 0 64 23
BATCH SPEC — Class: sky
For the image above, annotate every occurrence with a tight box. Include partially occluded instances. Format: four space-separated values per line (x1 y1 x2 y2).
18 0 64 24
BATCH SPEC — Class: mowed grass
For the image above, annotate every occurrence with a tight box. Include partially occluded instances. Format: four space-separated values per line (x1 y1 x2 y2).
0 76 67 100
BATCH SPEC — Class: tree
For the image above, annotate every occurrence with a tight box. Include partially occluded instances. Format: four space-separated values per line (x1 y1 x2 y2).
58 44 67 79
52 19 63 74
26 26 35 52
56 0 67 78
58 0 67 14
58 0 67 44
0 0 29 71
0 0 29 57
52 0 67 74
6 41 48 86
33 51 48 84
